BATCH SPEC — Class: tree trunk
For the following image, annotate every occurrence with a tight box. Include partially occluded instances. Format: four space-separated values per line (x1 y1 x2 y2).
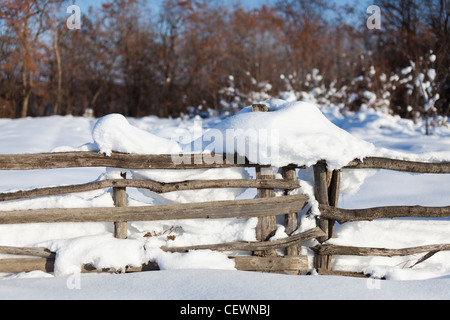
21 87 32 118
21 68 32 118
54 29 62 115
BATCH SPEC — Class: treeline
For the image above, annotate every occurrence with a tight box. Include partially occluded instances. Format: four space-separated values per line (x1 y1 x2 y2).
0 0 448 119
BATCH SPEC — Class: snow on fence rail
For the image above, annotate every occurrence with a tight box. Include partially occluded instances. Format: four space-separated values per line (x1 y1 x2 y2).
0 150 449 276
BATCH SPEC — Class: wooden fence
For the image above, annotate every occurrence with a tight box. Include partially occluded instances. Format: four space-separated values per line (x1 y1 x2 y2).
1 152 448 276
0 149 329 275
312 157 450 277
0 104 449 276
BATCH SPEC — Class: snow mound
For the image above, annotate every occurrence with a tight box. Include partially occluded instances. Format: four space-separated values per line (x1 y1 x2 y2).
92 114 182 156
42 234 147 276
39 234 235 276
90 102 376 171
190 100 376 170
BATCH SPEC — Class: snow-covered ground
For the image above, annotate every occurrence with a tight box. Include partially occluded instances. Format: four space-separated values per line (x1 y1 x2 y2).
1 269 449 300
0 100 449 300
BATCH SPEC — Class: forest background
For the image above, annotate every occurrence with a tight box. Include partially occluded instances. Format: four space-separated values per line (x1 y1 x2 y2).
0 0 448 123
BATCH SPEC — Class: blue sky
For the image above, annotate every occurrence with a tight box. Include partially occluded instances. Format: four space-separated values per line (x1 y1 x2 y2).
74 0 276 11
74 0 363 13
72 0 367 24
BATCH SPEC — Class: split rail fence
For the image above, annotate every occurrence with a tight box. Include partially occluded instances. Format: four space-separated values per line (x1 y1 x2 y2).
313 157 450 277
0 106 449 276
1 153 448 276
0 149 326 274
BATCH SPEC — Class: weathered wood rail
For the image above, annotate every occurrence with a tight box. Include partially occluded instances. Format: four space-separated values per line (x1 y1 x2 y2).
319 205 450 224
0 195 307 225
0 152 266 170
0 178 300 202
345 157 450 173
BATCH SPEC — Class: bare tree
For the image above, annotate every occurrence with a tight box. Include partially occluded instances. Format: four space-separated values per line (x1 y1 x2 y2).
0 0 62 117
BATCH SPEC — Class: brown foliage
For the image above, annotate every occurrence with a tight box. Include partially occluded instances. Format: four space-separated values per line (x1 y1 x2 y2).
0 0 448 119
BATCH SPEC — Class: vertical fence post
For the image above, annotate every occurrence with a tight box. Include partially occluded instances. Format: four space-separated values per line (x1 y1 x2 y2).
252 104 276 257
313 162 341 270
113 172 128 239
313 162 329 241
255 166 276 257
327 169 341 240
282 165 299 256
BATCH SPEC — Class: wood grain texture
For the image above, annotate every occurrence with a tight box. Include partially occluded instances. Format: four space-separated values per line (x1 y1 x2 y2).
319 204 450 224
0 194 308 225
231 255 308 272
314 243 450 257
161 227 325 253
0 152 263 170
0 246 54 258
345 157 450 173
113 175 128 239
0 179 300 202
1 153 448 173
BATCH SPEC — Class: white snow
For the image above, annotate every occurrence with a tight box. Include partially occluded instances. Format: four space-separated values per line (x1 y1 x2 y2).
427 68 437 81
401 66 413 75
190 100 376 170
0 269 448 300
0 99 449 300
92 113 182 156
43 234 148 277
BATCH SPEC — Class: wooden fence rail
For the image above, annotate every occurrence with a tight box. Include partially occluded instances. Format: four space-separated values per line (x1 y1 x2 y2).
345 157 450 173
319 204 450 224
2 152 449 173
0 194 308 225
0 178 300 202
0 152 264 170
314 243 450 258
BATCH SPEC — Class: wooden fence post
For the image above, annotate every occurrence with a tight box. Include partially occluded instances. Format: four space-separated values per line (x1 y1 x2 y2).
251 103 269 112
252 104 277 257
282 166 299 256
313 162 340 270
255 166 276 256
327 169 341 239
113 172 128 239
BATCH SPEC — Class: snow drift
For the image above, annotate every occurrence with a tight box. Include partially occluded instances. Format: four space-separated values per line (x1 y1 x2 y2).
92 113 182 156
89 101 376 170
188 100 376 169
